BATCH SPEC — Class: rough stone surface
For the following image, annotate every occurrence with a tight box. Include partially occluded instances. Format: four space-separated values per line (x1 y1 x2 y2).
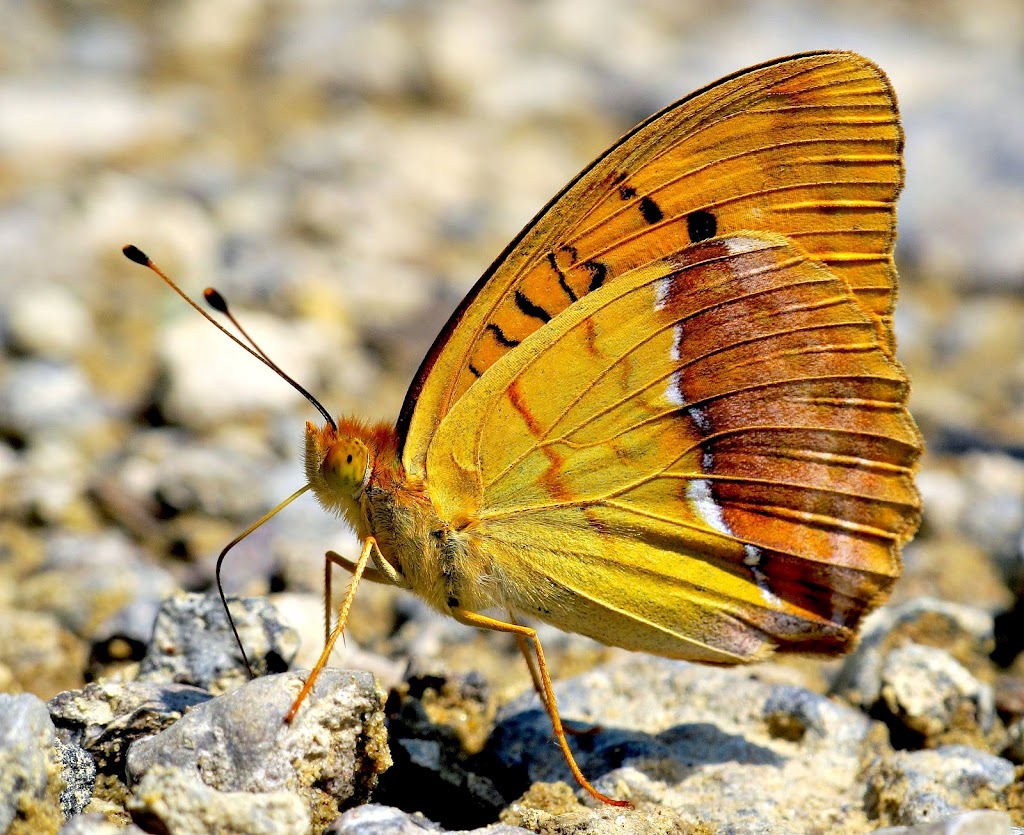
864 746 1017 827
136 591 299 694
54 736 96 819
48 679 212 777
492 656 878 833
832 598 996 710
126 670 390 830
327 803 532 834
876 643 1001 749
0 692 64 835
127 765 309 835
58 813 147 834
871 810 1013 834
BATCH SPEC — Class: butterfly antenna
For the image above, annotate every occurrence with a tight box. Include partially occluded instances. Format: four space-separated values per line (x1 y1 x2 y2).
121 244 337 431
215 484 312 677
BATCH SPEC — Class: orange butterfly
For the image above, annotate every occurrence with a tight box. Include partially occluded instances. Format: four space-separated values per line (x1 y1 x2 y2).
125 50 922 808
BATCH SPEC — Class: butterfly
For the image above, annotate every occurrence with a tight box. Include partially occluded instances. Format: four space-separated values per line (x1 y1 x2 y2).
124 50 922 808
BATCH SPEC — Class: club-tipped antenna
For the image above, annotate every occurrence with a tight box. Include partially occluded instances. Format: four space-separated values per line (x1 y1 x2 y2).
214 484 312 677
121 244 337 431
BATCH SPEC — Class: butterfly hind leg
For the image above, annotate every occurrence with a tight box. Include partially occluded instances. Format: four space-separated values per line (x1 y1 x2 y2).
452 608 631 808
508 612 602 739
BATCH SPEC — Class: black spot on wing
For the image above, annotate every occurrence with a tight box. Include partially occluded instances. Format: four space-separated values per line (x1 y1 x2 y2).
619 185 637 200
514 289 553 323
687 210 717 242
639 196 664 224
583 260 607 291
547 252 578 303
486 322 520 347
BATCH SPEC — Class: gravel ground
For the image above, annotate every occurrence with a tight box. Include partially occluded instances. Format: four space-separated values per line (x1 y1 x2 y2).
2 2 1024 834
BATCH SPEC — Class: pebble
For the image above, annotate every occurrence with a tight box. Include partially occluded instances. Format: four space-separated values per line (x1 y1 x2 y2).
492 655 878 832
58 813 148 835
871 810 1013 834
328 803 532 835
136 591 299 693
0 692 63 834
126 669 391 828
876 643 1000 750
48 679 213 777
864 746 1016 827
832 598 995 710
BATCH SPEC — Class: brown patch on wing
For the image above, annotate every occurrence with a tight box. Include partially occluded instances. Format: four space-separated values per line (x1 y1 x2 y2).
655 236 919 636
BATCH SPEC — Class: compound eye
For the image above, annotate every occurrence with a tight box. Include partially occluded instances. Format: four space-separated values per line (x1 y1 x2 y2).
321 440 369 496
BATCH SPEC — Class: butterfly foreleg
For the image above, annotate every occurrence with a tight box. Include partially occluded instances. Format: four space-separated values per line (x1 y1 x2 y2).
286 536 378 723
324 546 406 643
451 607 630 808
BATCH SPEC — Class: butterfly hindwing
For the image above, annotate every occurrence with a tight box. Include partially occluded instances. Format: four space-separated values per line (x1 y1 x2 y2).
427 233 920 660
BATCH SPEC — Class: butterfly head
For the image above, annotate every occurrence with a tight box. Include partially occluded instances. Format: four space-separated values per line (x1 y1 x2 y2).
304 420 371 508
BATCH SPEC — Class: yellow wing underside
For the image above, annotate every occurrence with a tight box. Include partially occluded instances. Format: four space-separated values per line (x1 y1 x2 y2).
427 235 920 663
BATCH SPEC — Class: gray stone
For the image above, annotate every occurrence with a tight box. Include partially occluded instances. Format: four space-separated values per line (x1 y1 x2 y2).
54 735 96 818
126 669 390 821
136 591 299 694
871 809 1012 834
864 746 1016 826
0 359 105 439
48 679 212 776
58 813 148 834
127 765 309 835
492 656 877 833
0 692 62 833
327 803 532 834
877 643 999 746
832 598 995 709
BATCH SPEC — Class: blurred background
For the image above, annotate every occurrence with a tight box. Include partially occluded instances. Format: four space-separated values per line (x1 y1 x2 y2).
1 0 1022 725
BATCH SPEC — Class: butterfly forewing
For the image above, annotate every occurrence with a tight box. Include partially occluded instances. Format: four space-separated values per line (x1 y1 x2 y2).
426 233 920 661
400 51 903 478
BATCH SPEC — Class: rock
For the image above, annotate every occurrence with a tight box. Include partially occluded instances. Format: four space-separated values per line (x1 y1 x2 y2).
0 360 105 441
871 809 1012 834
19 530 177 642
58 813 148 834
127 765 309 835
126 669 390 828
269 591 405 692
864 746 1016 827
327 803 533 834
0 609 87 698
6 283 93 360
374 668 506 830
156 310 336 428
48 679 212 777
54 736 96 819
136 591 298 693
832 598 995 709
491 655 878 832
876 643 1001 750
0 692 64 834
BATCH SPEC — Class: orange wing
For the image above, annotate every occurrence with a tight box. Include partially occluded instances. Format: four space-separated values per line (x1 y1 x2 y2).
398 51 903 478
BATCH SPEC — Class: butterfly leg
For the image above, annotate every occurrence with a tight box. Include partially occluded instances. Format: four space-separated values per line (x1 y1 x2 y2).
452 608 630 809
324 549 394 646
285 536 378 723
507 611 600 739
